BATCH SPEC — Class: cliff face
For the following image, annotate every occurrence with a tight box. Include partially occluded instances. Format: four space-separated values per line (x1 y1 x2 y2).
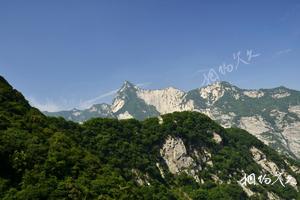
157 133 299 199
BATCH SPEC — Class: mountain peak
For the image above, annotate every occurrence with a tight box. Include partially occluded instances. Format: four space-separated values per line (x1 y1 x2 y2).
202 81 240 92
123 80 135 87
118 81 138 93
208 81 233 87
219 81 233 86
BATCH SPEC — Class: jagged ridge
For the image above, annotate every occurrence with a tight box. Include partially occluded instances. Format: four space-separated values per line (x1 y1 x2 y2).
46 81 300 160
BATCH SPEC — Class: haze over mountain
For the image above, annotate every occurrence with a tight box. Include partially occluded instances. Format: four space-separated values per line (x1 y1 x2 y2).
45 81 300 160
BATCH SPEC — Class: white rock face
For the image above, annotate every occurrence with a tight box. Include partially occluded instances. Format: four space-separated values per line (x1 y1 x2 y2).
267 192 280 200
282 122 300 158
289 105 300 117
117 111 133 120
268 109 300 159
156 163 165 179
250 147 298 189
160 136 204 182
211 174 223 184
243 90 264 98
285 160 300 174
212 132 222 144
272 92 290 99
89 106 97 112
194 149 213 167
131 169 150 186
197 108 214 119
209 109 236 128
72 111 81 116
199 82 224 105
160 136 195 174
270 109 286 122
270 109 300 158
89 104 112 114
233 93 240 100
111 98 125 113
239 116 272 144
269 109 289 132
291 165 300 174
250 147 279 175
137 87 194 114
158 116 163 124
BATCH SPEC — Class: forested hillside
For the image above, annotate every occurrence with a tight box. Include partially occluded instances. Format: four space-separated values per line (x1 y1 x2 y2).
1 76 300 199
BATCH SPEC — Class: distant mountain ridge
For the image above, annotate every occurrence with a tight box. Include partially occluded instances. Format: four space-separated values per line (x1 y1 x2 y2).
45 81 300 160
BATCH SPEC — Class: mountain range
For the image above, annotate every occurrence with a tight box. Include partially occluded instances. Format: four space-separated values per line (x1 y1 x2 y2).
45 81 300 160
1 75 300 199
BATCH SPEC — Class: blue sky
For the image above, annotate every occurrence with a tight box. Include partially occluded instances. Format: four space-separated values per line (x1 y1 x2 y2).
0 0 299 111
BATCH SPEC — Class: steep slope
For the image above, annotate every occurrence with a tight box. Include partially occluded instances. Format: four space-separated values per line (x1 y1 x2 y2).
111 81 160 119
198 83 300 159
1 75 300 199
46 81 300 160
136 86 195 114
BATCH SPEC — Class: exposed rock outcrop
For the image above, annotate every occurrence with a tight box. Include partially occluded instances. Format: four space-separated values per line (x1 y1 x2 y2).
160 136 213 182
212 132 222 144
250 147 298 190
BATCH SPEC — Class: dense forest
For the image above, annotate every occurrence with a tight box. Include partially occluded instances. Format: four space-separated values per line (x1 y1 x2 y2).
0 75 300 199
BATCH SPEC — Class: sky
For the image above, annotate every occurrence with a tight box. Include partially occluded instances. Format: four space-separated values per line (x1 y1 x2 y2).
0 0 299 111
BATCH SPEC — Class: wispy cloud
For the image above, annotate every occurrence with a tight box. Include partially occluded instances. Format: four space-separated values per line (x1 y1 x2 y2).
275 49 292 56
78 89 119 109
28 97 61 112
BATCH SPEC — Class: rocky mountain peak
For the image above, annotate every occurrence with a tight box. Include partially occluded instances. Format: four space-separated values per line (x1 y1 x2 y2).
111 81 139 113
119 80 137 93
199 82 227 105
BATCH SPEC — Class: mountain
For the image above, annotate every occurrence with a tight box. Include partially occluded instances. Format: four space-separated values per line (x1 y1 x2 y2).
46 81 300 160
44 103 115 122
1 75 300 199
111 81 160 120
